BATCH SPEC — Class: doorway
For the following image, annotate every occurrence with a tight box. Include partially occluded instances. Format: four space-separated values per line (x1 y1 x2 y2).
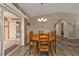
3 7 21 56
55 20 69 40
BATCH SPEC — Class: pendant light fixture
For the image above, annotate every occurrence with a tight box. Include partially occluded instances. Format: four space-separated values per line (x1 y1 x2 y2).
37 3 47 23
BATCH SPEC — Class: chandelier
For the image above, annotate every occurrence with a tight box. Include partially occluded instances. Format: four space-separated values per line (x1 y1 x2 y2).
37 3 47 23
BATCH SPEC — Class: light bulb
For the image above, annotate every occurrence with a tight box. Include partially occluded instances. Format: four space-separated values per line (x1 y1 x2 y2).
41 18 43 21
37 18 42 22
43 18 47 22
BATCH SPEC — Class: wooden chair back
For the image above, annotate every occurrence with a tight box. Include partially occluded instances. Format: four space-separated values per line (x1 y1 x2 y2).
50 31 56 54
39 31 50 55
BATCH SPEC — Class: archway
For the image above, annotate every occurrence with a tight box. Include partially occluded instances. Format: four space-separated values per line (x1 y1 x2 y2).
55 20 69 40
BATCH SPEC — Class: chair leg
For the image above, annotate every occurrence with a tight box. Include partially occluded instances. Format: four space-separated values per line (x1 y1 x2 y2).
54 41 56 53
29 45 31 55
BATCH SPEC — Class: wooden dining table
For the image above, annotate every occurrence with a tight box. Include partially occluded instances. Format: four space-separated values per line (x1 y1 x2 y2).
32 34 55 42
30 33 56 55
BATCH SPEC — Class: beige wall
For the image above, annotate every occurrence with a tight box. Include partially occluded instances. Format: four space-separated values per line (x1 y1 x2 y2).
9 20 16 39
4 17 19 40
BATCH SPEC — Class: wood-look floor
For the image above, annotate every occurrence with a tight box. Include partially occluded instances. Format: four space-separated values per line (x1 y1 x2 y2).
55 39 79 56
10 39 79 56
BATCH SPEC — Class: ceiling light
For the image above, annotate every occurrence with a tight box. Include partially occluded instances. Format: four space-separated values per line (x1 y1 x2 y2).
43 18 47 22
37 3 47 23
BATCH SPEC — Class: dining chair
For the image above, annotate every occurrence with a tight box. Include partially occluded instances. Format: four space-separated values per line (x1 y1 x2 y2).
50 31 56 54
39 31 50 56
29 31 36 55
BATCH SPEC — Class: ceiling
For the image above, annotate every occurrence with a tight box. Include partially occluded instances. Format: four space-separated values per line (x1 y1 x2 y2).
18 3 79 18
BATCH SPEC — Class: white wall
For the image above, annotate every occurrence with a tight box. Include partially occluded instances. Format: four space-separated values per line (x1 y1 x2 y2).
30 12 78 39
76 16 79 39
56 23 61 36
63 21 69 38
30 12 62 33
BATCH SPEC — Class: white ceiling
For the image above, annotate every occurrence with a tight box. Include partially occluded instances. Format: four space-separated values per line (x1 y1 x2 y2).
18 3 79 17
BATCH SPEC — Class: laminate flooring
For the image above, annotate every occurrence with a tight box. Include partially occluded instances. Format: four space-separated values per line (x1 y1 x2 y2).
10 39 79 56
